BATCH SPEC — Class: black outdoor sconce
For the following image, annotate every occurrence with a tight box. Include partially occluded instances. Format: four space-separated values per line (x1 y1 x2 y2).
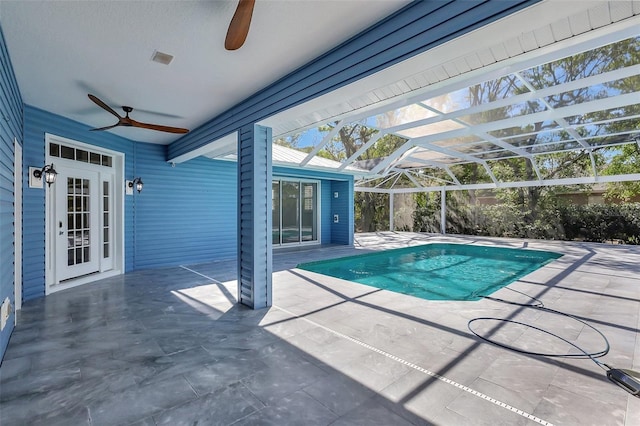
32 163 58 187
128 177 144 193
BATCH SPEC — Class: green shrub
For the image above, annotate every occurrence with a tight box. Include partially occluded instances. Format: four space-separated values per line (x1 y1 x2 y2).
413 201 640 244
558 203 640 244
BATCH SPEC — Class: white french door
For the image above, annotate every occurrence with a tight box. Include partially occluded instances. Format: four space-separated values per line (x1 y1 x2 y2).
55 167 101 282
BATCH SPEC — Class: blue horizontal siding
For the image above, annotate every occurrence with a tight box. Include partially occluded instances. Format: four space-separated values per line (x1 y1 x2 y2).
331 180 354 245
272 165 354 182
320 182 331 244
168 0 539 161
131 144 237 269
0 22 22 361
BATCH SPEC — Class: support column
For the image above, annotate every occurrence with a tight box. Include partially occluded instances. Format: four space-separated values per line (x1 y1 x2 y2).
389 192 394 232
440 189 446 235
237 124 272 309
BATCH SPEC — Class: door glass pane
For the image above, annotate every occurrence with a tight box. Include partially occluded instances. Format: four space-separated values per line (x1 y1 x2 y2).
301 183 317 242
76 150 88 162
281 182 300 244
50 143 60 157
272 182 280 245
103 181 110 259
61 145 74 160
66 177 91 266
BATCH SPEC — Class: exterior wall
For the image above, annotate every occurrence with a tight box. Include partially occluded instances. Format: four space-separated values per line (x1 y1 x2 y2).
0 24 22 360
22 106 239 299
131 144 237 269
330 180 354 245
556 190 640 205
560 193 597 206
320 182 332 244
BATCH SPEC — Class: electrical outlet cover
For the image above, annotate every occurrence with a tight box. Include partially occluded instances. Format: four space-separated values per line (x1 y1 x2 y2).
0 297 9 330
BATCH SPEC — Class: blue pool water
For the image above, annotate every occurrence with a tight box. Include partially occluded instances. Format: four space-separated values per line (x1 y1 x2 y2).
297 243 562 301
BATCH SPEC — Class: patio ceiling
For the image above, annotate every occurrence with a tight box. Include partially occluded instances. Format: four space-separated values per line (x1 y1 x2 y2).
230 0 640 192
0 0 410 144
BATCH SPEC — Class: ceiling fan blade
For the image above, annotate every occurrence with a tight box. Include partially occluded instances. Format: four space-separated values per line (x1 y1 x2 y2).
90 123 121 132
88 94 187 134
129 118 189 134
225 0 255 50
88 94 122 119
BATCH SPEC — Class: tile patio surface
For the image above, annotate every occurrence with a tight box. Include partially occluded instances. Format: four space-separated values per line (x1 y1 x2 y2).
1 232 639 425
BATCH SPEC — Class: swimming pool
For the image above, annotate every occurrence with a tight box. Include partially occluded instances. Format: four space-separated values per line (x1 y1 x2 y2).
297 243 562 301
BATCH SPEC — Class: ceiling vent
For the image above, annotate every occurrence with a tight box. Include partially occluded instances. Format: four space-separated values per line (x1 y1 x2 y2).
151 51 174 65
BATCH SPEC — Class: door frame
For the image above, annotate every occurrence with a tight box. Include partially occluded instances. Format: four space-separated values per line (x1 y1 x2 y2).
44 134 125 294
272 177 322 247
14 139 22 315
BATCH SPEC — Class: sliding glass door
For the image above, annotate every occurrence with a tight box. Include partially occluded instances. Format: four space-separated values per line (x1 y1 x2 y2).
281 181 300 243
301 182 317 242
272 181 280 245
272 179 318 246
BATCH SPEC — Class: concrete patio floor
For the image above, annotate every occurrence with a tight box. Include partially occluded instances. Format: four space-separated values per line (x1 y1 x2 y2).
1 232 639 425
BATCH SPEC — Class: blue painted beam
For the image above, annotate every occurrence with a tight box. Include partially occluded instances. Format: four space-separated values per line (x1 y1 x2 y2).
168 0 540 160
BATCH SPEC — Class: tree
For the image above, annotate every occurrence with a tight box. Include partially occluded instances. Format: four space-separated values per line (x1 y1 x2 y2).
317 120 405 231
603 144 640 201
273 133 301 148
454 39 639 222
565 36 640 201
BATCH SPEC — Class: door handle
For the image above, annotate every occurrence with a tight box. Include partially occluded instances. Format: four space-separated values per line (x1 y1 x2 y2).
59 221 64 235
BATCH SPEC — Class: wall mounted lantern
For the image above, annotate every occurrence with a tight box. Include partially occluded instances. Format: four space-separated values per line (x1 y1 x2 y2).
128 177 144 193
30 163 57 188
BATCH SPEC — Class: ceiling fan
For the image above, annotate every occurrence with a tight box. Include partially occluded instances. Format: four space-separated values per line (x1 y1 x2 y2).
225 0 255 50
87 94 189 134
